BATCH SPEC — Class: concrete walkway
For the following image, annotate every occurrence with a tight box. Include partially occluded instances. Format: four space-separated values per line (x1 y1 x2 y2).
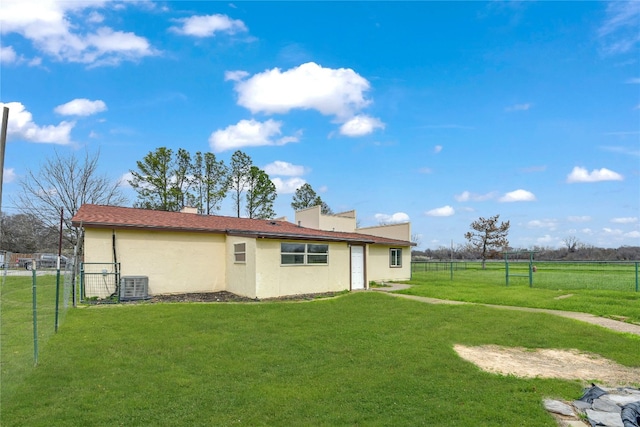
371 283 640 337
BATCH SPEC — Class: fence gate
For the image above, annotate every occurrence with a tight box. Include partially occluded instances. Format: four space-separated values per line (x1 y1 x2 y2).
80 262 120 303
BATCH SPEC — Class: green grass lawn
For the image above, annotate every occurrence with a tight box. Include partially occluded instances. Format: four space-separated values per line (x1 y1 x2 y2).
2 275 639 426
1 274 60 401
406 269 640 324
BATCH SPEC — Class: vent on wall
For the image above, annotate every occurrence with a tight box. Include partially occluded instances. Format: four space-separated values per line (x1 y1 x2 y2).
120 276 149 301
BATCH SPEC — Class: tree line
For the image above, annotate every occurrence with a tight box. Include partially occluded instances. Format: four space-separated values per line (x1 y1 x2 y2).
415 214 640 262
2 148 331 254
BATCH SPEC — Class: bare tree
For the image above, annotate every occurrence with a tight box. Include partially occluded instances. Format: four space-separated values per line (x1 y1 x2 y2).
562 236 579 253
411 233 423 248
0 212 59 253
18 149 127 248
464 214 510 269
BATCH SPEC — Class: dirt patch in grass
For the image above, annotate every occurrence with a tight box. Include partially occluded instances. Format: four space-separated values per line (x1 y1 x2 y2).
454 344 640 387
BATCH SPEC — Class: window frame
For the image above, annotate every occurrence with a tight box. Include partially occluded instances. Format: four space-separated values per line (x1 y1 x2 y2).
389 248 402 268
234 242 246 263
281 242 329 266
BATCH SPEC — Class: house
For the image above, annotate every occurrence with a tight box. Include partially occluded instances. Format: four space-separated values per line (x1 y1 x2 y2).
71 204 414 299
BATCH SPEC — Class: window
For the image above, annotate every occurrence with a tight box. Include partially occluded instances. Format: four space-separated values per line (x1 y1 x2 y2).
234 243 246 263
281 243 329 265
390 248 402 267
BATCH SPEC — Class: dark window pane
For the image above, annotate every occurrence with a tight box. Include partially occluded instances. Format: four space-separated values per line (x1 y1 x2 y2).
282 254 305 264
307 244 328 254
281 243 305 253
307 255 328 264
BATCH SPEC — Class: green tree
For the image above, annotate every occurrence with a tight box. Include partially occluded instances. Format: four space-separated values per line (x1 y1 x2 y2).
291 183 332 214
245 166 277 219
228 150 252 217
171 148 193 211
191 151 228 214
129 147 177 211
464 214 510 269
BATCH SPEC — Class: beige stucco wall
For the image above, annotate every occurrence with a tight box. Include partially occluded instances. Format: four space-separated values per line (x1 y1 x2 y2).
295 205 357 232
225 236 258 299
366 244 412 282
356 222 411 242
252 239 351 298
83 228 227 296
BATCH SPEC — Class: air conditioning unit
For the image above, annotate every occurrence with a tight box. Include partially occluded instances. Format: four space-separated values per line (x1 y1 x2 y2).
120 276 149 301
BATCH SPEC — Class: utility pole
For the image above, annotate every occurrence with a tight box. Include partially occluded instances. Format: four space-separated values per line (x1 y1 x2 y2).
0 107 9 245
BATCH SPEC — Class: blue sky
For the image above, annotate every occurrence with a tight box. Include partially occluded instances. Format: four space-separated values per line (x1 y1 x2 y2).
1 1 638 250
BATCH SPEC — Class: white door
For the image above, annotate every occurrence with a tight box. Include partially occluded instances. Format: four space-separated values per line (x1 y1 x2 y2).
351 246 365 290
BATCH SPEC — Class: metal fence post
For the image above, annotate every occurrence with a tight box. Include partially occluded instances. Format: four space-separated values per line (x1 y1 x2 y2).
505 253 509 286
32 268 38 366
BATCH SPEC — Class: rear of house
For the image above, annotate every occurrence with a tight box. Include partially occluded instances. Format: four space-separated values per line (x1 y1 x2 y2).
72 204 414 299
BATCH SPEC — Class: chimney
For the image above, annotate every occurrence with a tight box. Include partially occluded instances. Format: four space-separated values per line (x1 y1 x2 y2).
181 206 198 214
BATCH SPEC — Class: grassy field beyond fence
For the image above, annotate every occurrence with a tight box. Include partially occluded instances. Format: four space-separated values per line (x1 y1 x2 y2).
412 261 639 292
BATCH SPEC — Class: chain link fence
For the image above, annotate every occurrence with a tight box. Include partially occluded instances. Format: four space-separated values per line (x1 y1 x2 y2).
411 260 640 292
80 262 120 304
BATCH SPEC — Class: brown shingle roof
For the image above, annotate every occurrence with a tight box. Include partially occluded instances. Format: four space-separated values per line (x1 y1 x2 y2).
72 204 413 246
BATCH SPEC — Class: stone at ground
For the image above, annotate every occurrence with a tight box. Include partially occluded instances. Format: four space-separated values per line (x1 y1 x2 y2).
544 399 576 417
552 386 640 427
585 409 624 427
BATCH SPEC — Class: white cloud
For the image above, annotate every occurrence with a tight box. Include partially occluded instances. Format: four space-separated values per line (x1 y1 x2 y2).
263 161 306 177
536 234 559 245
231 62 372 120
169 14 247 37
433 145 443 154
602 227 623 236
600 145 640 157
611 217 638 224
375 212 410 224
625 230 640 238
3 168 16 183
526 219 558 230
0 102 74 144
0 0 156 66
225 70 249 82
419 167 433 174
0 46 17 63
209 119 299 152
118 171 134 188
498 189 536 202
505 103 532 112
568 216 592 223
87 11 104 24
566 166 624 183
598 1 640 55
454 190 497 202
272 177 306 194
339 115 384 137
54 98 107 116
625 78 640 84
425 205 455 217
